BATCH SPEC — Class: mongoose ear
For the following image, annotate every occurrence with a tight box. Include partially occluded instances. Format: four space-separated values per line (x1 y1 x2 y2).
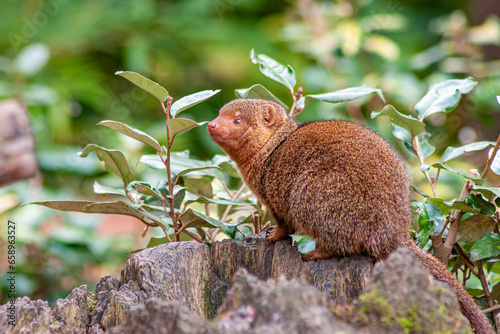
263 104 276 127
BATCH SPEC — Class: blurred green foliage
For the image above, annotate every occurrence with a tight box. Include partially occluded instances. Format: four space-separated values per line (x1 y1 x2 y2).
1 0 500 305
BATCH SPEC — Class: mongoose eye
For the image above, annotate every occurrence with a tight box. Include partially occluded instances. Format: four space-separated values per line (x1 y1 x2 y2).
234 118 243 125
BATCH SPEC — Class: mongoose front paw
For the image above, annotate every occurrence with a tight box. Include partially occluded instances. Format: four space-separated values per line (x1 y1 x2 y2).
304 248 333 261
266 226 289 242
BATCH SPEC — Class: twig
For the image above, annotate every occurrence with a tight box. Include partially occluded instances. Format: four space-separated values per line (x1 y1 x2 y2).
475 259 499 330
430 233 449 264
483 304 500 314
159 96 179 241
442 181 471 255
454 244 478 276
289 87 303 117
480 134 500 179
438 216 451 238
209 228 220 243
126 189 172 242
221 184 246 222
412 135 438 197
179 228 203 243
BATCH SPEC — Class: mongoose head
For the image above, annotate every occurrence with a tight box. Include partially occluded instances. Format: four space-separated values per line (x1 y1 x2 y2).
207 98 289 163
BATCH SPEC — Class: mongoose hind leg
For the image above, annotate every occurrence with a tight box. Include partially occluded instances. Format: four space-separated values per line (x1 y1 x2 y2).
304 246 334 261
267 225 291 242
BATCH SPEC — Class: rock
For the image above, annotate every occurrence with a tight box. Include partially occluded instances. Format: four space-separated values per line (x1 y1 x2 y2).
108 299 212 334
0 285 88 334
351 247 472 334
216 268 355 334
0 297 52 333
88 242 213 332
51 285 89 333
271 238 372 305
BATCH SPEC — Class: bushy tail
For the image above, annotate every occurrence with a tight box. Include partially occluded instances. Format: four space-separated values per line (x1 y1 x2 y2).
405 242 494 334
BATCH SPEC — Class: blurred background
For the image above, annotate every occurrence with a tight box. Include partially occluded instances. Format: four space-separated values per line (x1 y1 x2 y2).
1 0 500 304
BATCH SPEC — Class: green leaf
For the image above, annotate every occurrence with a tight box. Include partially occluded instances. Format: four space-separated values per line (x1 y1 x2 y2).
304 85 385 109
115 71 169 102
166 118 208 142
127 181 164 202
416 133 435 158
425 197 478 215
212 154 240 178
79 144 135 186
470 233 500 262
147 236 170 248
371 105 425 137
490 282 500 306
184 196 251 208
416 220 436 247
430 162 484 185
489 147 500 175
179 208 237 238
250 49 296 90
98 120 161 152
234 84 288 109
411 185 430 198
466 194 497 216
472 185 500 199
456 214 497 242
292 236 316 255
139 155 165 169
440 141 494 164
415 77 477 120
413 199 446 233
93 181 126 197
183 178 213 198
170 89 221 117
391 125 434 158
140 152 226 182
31 200 170 227
176 166 223 179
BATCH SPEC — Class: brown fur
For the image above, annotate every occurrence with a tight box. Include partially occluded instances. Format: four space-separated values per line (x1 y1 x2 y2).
208 98 493 333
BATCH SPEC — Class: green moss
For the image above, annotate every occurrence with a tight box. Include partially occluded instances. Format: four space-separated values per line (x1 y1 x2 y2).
355 290 395 327
87 292 97 315
354 285 469 334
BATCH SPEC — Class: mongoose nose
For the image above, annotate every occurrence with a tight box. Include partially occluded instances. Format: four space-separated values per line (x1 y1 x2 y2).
207 122 217 130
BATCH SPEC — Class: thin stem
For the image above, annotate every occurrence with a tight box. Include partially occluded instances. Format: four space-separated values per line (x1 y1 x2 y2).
443 181 470 251
179 229 203 243
480 134 500 179
434 168 441 184
475 259 499 330
438 216 450 238
221 184 246 222
289 87 297 117
483 304 500 314
454 244 478 276
412 135 438 197
210 228 220 243
160 96 179 241
289 87 304 117
126 189 172 241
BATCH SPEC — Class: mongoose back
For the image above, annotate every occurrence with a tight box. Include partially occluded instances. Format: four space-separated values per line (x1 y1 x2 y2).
207 98 493 333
